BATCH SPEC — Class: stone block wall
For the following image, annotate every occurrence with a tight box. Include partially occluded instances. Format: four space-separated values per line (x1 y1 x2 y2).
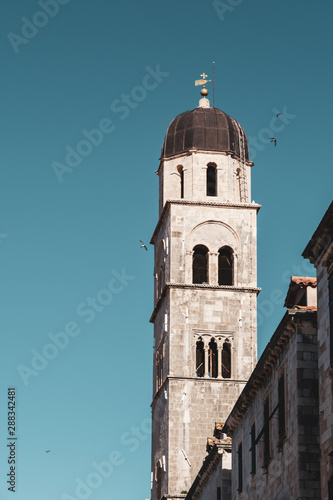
169 203 258 288
159 153 252 214
169 287 257 381
229 315 320 500
167 378 243 495
317 262 333 497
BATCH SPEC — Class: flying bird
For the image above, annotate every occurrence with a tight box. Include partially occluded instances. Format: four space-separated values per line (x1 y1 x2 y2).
140 240 148 251
269 138 277 147
276 112 281 117
46 450 51 453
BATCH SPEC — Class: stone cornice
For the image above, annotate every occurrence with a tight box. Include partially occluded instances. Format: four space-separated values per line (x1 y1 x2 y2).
150 200 261 245
303 200 333 266
150 284 170 322
223 309 317 437
159 148 255 166
150 283 261 323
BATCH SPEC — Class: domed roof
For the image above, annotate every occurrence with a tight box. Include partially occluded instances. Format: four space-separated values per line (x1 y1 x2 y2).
161 107 249 161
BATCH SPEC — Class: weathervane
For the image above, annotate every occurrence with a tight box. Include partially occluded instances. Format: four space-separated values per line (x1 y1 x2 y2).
195 72 211 97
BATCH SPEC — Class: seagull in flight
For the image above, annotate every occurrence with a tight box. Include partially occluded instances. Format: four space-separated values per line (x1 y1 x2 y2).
140 240 148 251
46 450 51 453
269 138 277 147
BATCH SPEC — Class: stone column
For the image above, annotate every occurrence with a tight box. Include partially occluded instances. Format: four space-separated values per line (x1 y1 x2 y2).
209 252 219 286
217 346 222 378
230 343 234 379
204 346 209 378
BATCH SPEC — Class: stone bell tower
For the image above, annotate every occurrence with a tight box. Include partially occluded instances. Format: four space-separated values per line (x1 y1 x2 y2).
150 80 260 500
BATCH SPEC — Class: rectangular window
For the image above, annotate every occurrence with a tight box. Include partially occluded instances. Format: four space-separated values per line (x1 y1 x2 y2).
329 273 333 367
250 422 256 476
207 165 217 197
156 344 164 391
328 475 333 500
217 486 221 500
180 168 184 199
237 442 243 494
263 396 270 464
278 372 286 442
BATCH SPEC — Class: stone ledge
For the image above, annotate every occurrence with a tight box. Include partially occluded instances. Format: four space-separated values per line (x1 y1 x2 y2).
167 282 261 293
160 148 255 165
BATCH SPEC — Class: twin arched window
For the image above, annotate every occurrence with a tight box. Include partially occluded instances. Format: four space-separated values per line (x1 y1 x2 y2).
176 163 217 199
192 245 234 285
196 337 231 378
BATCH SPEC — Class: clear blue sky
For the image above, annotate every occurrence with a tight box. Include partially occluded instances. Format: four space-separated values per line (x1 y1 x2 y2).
0 0 332 499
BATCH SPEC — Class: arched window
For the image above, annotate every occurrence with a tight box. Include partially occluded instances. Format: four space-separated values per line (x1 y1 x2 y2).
222 341 231 378
207 164 217 197
196 338 204 377
177 165 184 199
158 266 165 297
208 338 218 378
193 245 209 284
218 246 233 285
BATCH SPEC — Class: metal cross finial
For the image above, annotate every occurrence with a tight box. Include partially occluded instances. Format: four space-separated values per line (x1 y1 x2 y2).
195 73 211 87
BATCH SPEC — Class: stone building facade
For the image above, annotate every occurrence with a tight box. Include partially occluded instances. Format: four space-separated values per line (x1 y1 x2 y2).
303 201 333 499
149 93 260 500
223 300 320 500
185 423 232 500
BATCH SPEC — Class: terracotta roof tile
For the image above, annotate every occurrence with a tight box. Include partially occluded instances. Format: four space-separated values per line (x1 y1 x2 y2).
290 276 317 287
291 305 317 310
284 276 317 308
